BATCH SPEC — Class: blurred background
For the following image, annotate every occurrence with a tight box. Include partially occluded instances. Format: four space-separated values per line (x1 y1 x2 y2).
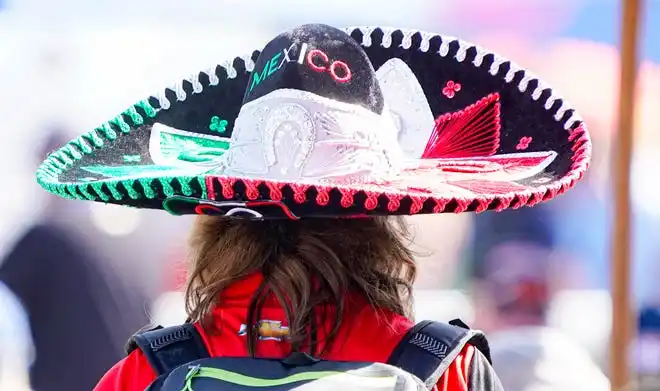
1 0 659 390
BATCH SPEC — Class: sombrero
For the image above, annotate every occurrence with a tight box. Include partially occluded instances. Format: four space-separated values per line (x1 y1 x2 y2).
36 24 591 219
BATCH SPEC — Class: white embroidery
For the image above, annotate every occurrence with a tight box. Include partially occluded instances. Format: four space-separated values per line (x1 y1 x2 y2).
219 89 402 183
376 58 434 158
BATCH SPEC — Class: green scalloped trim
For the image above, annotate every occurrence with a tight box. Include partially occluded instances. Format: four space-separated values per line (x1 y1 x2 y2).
35 98 210 206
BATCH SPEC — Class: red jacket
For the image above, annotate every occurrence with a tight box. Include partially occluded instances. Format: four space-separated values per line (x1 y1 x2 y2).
95 274 495 391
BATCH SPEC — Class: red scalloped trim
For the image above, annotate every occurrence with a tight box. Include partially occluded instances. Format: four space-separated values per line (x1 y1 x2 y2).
365 192 380 210
454 198 471 213
316 187 330 206
202 124 590 215
218 177 237 199
266 182 283 201
243 179 260 200
206 176 216 200
387 196 400 211
339 188 354 208
289 183 309 204
410 196 425 214
475 198 489 213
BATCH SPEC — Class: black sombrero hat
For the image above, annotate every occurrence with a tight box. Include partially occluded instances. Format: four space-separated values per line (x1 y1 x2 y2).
36 24 591 220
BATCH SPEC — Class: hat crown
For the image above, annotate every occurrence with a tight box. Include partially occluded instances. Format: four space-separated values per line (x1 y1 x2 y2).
222 24 402 183
243 24 384 115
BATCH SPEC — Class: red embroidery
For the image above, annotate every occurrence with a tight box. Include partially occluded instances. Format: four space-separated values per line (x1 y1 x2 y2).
196 120 589 217
289 183 309 204
194 204 221 215
330 61 352 83
205 176 216 200
339 189 354 208
454 199 471 213
307 49 328 72
316 187 330 206
409 196 425 214
422 93 501 159
437 152 556 177
243 179 260 200
433 199 449 213
442 80 461 99
246 201 299 220
387 196 400 212
307 49 352 83
218 177 236 199
516 136 532 150
265 182 283 201
364 192 379 210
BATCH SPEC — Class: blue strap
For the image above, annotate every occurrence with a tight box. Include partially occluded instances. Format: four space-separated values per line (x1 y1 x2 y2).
130 323 210 376
387 319 491 390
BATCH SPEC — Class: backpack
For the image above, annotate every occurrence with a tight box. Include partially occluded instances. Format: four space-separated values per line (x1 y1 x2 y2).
126 319 492 391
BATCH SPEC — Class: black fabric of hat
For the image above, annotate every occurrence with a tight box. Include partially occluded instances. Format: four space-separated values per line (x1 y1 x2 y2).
244 24 384 115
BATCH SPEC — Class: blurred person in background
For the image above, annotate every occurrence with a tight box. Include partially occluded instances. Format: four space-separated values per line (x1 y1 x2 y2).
0 280 34 390
0 127 146 391
478 240 609 391
468 205 609 390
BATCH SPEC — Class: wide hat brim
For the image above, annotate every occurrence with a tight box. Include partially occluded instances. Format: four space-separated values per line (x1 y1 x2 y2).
36 26 591 219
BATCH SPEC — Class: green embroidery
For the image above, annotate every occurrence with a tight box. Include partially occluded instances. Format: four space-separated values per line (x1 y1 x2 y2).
123 155 142 163
111 115 131 133
97 122 117 140
78 185 95 200
159 178 175 196
91 182 110 201
106 182 123 200
135 100 157 118
125 107 144 126
209 116 228 133
34 84 221 206
124 181 140 200
86 131 105 147
138 178 156 199
177 177 193 196
81 165 192 179
162 196 186 216
162 194 209 216
158 130 229 163
249 52 282 92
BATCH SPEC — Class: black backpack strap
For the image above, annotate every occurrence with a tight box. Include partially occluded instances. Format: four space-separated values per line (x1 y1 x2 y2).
387 319 492 390
125 323 210 376
448 318 492 363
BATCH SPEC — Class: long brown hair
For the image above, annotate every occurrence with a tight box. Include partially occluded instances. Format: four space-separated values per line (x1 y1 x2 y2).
185 216 416 356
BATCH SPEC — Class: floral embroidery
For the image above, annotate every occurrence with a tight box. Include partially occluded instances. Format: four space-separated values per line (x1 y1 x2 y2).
516 136 533 150
209 116 228 133
442 80 461 99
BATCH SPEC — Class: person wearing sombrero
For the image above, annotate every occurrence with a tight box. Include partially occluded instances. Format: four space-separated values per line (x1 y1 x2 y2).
37 24 590 391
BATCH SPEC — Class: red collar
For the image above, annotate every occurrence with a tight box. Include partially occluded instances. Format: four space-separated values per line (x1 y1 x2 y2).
217 273 265 307
216 272 368 310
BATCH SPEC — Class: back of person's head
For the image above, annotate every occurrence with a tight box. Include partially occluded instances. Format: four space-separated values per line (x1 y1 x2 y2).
482 241 553 326
185 216 416 355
